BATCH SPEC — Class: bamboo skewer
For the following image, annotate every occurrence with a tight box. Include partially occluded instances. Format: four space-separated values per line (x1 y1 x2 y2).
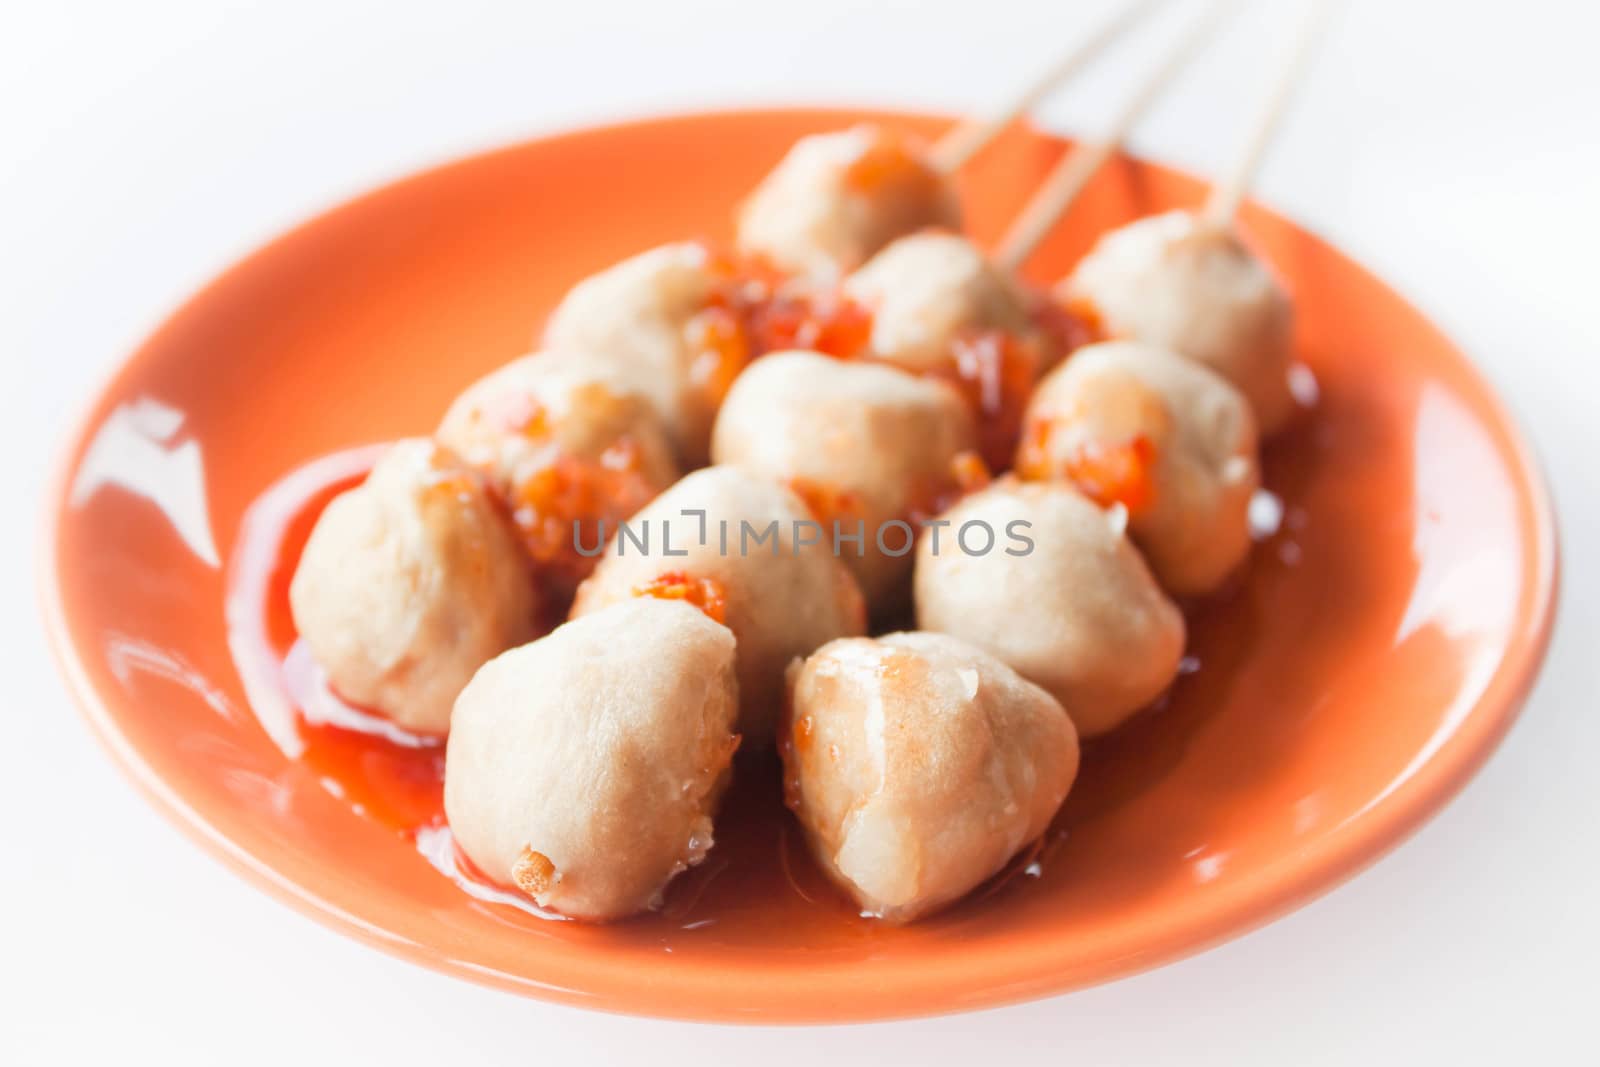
1202 0 1334 226
930 0 1171 174
993 0 1239 273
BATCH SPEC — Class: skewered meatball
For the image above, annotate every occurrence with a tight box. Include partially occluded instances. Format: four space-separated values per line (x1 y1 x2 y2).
1017 340 1260 596
737 124 961 280
711 351 978 613
437 350 680 593
444 598 740 921
288 439 538 735
843 232 1053 467
913 478 1184 738
542 242 731 465
1060 210 1297 435
782 631 1078 923
570 465 867 747
842 232 1044 374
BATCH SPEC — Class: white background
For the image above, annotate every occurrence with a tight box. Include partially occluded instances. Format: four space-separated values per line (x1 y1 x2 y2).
4 1 1597 1063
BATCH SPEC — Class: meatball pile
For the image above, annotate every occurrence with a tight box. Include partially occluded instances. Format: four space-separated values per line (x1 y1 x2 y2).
288 121 1305 922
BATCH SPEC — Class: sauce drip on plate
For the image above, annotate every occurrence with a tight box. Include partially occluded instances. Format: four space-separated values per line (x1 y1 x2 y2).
224 428 1312 929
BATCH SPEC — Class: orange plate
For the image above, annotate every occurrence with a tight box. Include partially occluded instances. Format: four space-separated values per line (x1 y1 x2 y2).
40 109 1558 1023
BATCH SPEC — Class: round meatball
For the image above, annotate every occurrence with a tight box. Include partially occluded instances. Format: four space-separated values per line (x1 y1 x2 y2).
570 466 866 747
444 598 740 921
542 242 728 465
782 631 1078 923
437 350 680 592
288 439 539 735
1018 340 1260 596
1060 210 1297 435
843 232 1044 374
913 478 1185 738
736 124 960 280
711 351 977 613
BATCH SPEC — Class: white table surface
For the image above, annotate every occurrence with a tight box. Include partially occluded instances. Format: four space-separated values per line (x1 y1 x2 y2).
5 1 1597 1062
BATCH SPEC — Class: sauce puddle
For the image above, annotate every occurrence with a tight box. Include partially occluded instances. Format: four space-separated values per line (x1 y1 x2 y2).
223 427 1317 935
223 446 854 927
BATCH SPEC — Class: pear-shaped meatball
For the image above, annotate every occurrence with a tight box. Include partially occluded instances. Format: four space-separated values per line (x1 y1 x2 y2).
444 598 740 921
1017 340 1259 596
288 439 538 735
437 350 680 593
570 465 866 747
737 125 960 280
711 351 977 613
843 232 1043 374
542 242 735 465
913 478 1184 737
1061 210 1297 435
782 631 1078 923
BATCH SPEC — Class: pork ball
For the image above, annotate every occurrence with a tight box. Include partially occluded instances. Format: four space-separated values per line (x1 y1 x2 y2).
736 124 961 280
288 438 539 735
1060 210 1297 435
542 242 728 465
782 631 1078 923
842 232 1043 374
437 350 680 591
913 478 1185 738
444 598 740 921
570 465 866 747
710 351 977 613
1018 340 1260 596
